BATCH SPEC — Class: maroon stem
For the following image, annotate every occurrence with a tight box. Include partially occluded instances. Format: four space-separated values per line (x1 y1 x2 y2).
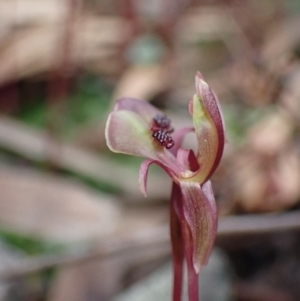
186 249 199 301
170 183 184 301
181 208 199 301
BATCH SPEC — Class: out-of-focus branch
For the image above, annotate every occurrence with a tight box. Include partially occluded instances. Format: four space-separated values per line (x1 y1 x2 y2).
0 226 170 281
0 117 170 201
1 210 300 280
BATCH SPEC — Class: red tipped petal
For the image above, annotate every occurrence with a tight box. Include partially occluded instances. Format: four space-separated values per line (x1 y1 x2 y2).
180 180 217 273
188 75 225 184
195 71 205 82
195 75 225 180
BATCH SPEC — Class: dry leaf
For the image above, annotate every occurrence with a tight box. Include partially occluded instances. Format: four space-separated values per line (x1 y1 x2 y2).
0 16 126 84
0 0 67 28
0 164 120 243
232 149 300 213
262 15 300 65
111 64 170 102
247 111 292 156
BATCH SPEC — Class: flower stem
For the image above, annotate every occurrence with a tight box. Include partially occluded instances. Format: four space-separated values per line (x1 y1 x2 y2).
170 183 184 301
186 253 199 301
181 212 199 301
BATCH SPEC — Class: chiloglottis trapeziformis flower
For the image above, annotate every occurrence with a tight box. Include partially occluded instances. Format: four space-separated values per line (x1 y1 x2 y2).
105 71 225 301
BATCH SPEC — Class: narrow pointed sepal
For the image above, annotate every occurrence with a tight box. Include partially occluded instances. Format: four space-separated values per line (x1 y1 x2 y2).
139 159 180 196
179 180 217 273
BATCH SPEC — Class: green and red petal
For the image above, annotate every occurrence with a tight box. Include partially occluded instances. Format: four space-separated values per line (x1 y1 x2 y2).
187 74 225 184
180 180 217 273
105 110 159 159
195 73 225 180
106 98 185 179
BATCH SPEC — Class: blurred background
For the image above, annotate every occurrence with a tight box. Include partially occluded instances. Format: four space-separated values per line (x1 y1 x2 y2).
0 0 300 300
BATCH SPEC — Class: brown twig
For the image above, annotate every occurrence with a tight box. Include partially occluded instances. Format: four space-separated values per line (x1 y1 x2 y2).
218 210 300 237
233 281 296 301
0 227 170 281
1 210 300 280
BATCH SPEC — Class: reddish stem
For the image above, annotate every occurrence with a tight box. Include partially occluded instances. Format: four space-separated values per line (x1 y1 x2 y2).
181 206 199 301
171 182 200 301
186 249 199 301
170 183 184 301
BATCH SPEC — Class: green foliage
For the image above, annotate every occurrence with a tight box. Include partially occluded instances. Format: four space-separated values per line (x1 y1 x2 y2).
63 75 112 140
0 229 64 255
223 103 268 145
17 74 112 140
61 168 122 195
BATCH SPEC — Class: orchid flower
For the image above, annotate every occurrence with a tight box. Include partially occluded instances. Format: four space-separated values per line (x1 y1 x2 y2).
105 72 225 301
